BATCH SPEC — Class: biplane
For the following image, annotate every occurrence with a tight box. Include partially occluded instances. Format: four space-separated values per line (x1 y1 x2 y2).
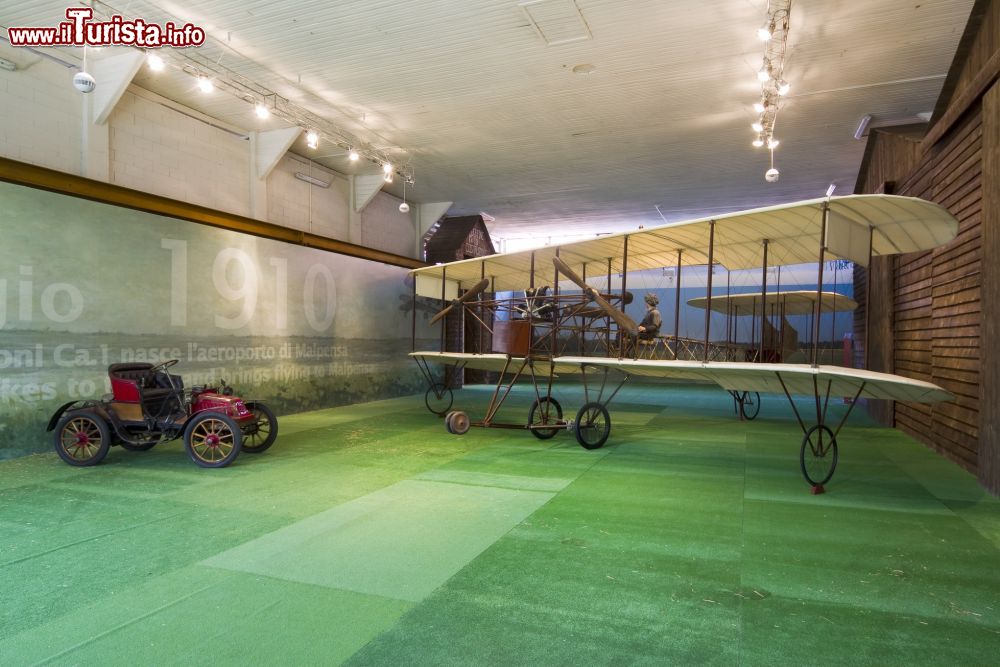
409 195 958 492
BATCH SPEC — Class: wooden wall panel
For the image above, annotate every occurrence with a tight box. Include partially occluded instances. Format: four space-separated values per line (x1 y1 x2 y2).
889 105 984 474
980 83 1000 493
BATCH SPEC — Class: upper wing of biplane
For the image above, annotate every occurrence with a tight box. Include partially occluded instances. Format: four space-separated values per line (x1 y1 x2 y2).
686 290 858 316
411 194 958 298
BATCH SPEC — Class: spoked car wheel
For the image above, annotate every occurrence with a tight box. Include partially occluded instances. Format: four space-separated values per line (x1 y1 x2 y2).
424 382 454 416
800 424 838 486
241 401 278 453
528 397 563 440
740 391 761 420
184 412 242 468
574 401 611 450
54 412 111 466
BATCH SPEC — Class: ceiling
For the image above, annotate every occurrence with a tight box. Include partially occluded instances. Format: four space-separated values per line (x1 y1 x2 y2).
2 1 976 249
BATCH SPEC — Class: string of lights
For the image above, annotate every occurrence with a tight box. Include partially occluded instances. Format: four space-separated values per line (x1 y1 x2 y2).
751 0 792 183
88 1 414 186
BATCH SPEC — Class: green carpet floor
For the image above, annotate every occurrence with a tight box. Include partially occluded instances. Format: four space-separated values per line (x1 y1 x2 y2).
1 383 999 665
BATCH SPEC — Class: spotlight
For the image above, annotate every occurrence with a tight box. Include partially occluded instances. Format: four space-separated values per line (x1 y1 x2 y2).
757 66 770 82
306 130 319 149
765 167 780 183
753 101 766 113
777 79 791 96
147 53 165 72
752 135 764 148
348 148 360 161
767 138 780 150
751 121 764 132
255 102 270 119
757 23 773 41
382 162 393 174
197 76 214 93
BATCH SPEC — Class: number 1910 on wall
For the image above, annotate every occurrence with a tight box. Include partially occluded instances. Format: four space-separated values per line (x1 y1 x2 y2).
161 239 338 332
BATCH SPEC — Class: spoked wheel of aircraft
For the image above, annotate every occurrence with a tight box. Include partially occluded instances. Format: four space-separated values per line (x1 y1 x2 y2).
799 424 838 487
574 402 611 449
425 382 454 416
445 410 471 435
528 397 563 440
740 392 761 420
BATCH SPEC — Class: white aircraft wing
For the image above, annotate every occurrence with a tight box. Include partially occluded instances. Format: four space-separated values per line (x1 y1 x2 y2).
554 357 954 404
687 290 858 316
412 194 958 297
409 351 587 376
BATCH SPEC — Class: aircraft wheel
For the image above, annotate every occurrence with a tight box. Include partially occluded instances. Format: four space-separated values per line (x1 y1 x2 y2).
740 392 761 420
54 412 111 466
444 411 456 434
528 397 563 440
800 424 838 486
449 411 471 435
425 383 454 416
574 402 611 450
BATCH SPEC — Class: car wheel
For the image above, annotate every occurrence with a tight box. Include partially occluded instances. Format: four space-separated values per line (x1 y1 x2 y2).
184 412 242 468
241 402 278 453
54 412 111 466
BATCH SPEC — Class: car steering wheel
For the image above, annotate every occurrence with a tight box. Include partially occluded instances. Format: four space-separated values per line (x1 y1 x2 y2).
150 359 180 373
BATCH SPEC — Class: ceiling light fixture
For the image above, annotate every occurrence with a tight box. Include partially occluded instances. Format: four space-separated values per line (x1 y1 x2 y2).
81 3 416 186
147 52 164 72
294 172 330 188
348 147 360 161
383 162 393 174
399 178 410 213
305 130 319 149
254 102 270 119
748 0 791 182
853 114 873 140
765 150 779 183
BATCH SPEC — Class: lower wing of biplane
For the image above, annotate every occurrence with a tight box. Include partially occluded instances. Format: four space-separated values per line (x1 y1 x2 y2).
411 350 953 493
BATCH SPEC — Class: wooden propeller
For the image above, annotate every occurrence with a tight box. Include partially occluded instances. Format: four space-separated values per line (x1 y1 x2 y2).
552 257 638 336
429 278 491 324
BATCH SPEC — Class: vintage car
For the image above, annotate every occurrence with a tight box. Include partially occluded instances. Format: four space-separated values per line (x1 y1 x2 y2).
47 360 277 468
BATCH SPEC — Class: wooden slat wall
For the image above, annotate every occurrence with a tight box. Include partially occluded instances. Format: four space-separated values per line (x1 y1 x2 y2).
892 106 983 471
853 1 998 487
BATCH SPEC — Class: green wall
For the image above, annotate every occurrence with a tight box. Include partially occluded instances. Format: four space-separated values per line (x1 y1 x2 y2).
0 182 434 458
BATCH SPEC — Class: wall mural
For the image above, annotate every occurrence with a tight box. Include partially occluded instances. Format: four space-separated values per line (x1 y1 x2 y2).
0 182 436 458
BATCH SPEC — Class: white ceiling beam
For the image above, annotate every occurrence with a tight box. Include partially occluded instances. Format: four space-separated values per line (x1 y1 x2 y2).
352 173 386 212
417 202 453 237
254 127 302 181
90 50 145 125
415 202 453 259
